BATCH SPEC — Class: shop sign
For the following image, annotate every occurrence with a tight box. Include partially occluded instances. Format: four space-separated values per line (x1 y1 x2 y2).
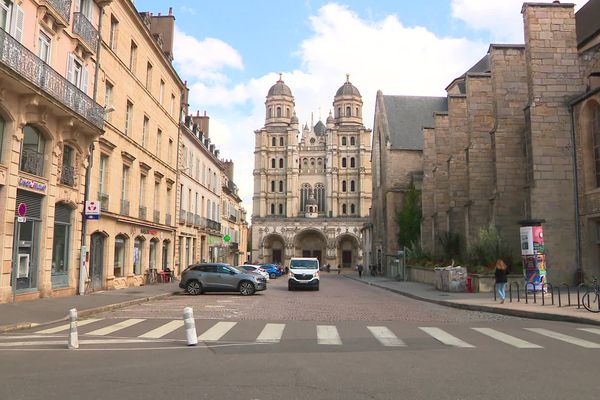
141 228 158 235
18 178 46 192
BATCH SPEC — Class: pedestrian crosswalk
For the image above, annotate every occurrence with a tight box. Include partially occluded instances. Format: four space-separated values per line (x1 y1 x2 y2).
2 318 600 350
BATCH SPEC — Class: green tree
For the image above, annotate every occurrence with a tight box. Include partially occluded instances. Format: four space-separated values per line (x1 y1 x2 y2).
395 184 422 248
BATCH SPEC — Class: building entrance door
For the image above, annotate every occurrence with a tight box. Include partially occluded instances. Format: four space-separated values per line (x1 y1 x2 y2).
342 250 352 268
272 249 282 263
89 233 104 290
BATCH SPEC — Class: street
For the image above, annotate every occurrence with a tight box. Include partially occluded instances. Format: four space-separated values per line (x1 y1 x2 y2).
1 274 599 399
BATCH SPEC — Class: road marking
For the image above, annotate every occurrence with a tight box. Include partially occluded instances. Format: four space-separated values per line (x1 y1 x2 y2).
0 338 171 347
419 327 475 348
367 326 406 347
35 319 103 334
472 328 542 349
256 323 285 343
578 328 600 336
205 305 225 308
198 322 237 341
0 335 65 340
317 325 342 345
86 319 145 336
526 328 600 348
139 320 184 339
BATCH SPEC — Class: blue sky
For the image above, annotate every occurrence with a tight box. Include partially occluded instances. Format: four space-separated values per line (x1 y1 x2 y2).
136 0 585 217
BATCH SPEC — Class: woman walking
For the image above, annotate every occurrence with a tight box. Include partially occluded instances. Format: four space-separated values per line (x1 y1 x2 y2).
495 259 510 304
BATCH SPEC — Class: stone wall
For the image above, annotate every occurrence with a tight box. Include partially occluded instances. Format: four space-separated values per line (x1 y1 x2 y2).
447 94 469 244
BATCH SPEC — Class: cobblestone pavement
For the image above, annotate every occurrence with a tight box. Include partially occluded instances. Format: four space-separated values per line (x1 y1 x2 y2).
96 274 519 323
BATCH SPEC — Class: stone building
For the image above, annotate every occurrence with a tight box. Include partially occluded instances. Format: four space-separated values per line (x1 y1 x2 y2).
416 1 600 284
251 75 372 268
220 160 248 266
0 0 104 302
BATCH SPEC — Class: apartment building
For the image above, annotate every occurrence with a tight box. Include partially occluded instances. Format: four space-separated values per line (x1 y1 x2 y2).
221 160 248 266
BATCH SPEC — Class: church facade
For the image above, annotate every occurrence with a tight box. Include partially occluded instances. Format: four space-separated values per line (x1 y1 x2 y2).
251 76 372 269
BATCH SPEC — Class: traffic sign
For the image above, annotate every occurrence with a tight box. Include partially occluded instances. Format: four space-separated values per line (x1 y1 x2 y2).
85 200 100 220
17 203 26 217
17 216 26 223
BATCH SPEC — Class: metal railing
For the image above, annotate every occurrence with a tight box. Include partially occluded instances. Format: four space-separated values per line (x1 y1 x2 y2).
165 213 171 226
73 12 98 51
153 210 160 223
139 206 147 220
60 165 75 186
186 211 194 226
120 199 130 216
48 0 72 23
20 148 44 176
0 28 104 128
179 209 186 224
229 214 237 223
98 192 109 211
207 219 221 231
194 214 201 227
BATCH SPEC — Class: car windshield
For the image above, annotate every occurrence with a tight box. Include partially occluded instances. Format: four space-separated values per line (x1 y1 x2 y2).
228 266 242 273
290 259 319 270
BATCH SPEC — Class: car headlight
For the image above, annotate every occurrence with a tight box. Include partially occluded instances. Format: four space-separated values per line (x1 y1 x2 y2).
313 271 319 278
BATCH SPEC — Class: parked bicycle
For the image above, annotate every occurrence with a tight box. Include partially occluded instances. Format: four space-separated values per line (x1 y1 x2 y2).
145 268 158 285
582 276 600 313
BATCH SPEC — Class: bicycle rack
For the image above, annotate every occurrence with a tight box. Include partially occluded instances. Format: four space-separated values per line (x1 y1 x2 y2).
542 283 555 306
577 283 588 309
525 282 537 304
509 281 520 303
559 283 571 307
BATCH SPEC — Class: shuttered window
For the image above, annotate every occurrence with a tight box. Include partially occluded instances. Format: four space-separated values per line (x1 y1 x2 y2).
16 190 43 219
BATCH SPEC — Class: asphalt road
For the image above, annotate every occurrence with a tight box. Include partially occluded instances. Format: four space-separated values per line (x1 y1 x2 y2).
1 274 599 400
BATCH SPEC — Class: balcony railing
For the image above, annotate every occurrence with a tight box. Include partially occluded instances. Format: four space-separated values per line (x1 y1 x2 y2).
120 200 130 216
179 209 186 224
165 213 171 226
98 192 109 211
207 219 221 231
0 28 104 129
139 206 147 220
20 149 44 176
153 210 160 223
228 214 237 223
73 12 98 51
230 242 239 251
186 211 194 226
60 165 75 186
48 0 72 24
194 214 201 227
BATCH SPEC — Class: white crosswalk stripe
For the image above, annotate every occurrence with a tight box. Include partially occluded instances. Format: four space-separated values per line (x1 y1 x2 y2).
526 328 600 348
35 319 103 334
256 323 286 343
578 327 600 336
86 319 145 336
472 328 542 349
419 327 475 348
317 325 342 345
367 326 406 347
198 321 237 341
139 320 184 339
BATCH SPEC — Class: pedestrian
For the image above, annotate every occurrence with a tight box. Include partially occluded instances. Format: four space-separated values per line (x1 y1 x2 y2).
337 264 341 275
326 263 331 273
495 259 510 304
357 264 363 278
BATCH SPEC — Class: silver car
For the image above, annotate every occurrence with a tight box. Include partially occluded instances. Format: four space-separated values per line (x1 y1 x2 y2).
180 263 267 296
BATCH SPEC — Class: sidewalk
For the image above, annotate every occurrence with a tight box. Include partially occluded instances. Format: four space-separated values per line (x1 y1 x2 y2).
0 282 180 333
346 274 600 326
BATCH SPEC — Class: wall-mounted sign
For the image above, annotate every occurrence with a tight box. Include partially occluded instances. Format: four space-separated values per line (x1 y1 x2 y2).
18 178 46 192
85 201 100 220
141 229 158 235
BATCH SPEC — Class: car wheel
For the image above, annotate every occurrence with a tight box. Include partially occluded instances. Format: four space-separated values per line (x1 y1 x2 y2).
314 285 319 291
288 283 293 291
239 281 255 296
269 273 276 279
186 280 203 295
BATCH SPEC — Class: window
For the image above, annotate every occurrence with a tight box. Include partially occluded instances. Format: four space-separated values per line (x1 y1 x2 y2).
279 158 284 168
594 105 600 187
168 138 173 164
1 1 23 42
114 235 126 277
280 137 284 146
67 54 87 91
342 180 347 192
38 31 51 63
125 100 133 135
121 166 129 201
272 137 276 146
145 62 152 89
52 203 72 279
278 204 283 215
0 115 4 162
60 145 74 186
76 0 92 18
276 107 282 117
170 94 175 116
139 174 146 218
342 158 347 168
129 41 137 72
350 137 355 146
342 204 347 214
341 137 347 146
337 107 341 118
142 116 149 147
99 155 107 195
350 180 355 192
279 180 283 192
351 204 355 214
271 180 275 192
271 204 275 215
20 125 45 176
156 129 162 156
133 237 143 275
271 158 275 168
350 157 355 168
109 15 118 50
104 81 113 121
346 106 351 117
159 79 165 105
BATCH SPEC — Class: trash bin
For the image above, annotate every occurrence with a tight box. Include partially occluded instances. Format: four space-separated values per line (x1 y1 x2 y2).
466 275 473 293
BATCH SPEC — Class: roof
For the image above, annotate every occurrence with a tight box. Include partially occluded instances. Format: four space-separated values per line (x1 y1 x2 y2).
267 78 292 97
380 95 448 150
313 120 327 136
576 0 600 47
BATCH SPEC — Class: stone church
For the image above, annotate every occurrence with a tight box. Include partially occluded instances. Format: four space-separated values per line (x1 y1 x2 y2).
251 76 372 268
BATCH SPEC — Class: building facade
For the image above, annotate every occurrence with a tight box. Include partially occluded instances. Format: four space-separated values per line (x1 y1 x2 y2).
220 160 248 266
251 76 372 268
0 0 105 302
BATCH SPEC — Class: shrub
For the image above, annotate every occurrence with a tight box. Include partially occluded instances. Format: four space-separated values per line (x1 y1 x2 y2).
405 241 431 264
467 226 511 269
395 184 421 248
437 231 462 261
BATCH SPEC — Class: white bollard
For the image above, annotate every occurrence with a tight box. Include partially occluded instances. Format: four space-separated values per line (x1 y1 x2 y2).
67 308 79 349
183 307 198 346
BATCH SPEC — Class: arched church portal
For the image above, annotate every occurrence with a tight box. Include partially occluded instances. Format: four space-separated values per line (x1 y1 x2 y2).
262 234 285 264
337 234 359 268
293 229 327 264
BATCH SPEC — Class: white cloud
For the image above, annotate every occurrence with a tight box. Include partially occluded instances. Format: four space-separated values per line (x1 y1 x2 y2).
451 0 585 43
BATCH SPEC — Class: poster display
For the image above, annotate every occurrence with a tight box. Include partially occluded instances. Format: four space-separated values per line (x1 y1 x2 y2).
520 225 546 292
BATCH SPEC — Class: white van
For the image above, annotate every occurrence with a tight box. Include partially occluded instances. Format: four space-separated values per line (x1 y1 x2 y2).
288 257 320 291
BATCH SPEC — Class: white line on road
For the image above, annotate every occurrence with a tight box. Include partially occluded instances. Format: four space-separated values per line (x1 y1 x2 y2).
198 322 237 341
578 328 600 336
139 320 184 339
317 325 342 345
256 323 286 343
526 328 600 348
419 327 475 348
0 338 172 347
35 319 103 334
367 326 406 347
472 328 542 349
205 305 225 308
86 319 145 336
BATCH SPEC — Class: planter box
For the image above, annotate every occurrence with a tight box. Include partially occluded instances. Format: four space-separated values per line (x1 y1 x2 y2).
471 274 522 293
406 266 436 285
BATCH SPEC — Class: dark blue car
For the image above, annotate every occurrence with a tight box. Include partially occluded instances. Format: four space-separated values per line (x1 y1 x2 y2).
260 264 281 279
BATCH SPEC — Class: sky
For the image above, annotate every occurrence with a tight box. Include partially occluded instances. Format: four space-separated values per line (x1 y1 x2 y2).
136 0 586 220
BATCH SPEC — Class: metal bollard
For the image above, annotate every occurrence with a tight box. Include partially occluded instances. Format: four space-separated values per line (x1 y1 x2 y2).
68 308 79 349
183 307 198 346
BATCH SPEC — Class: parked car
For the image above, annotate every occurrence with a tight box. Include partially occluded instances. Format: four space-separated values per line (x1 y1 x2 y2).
259 263 282 279
239 264 270 281
288 257 320 291
180 263 267 296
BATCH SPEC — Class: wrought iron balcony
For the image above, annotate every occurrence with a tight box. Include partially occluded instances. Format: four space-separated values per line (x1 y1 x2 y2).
207 219 221 231
20 149 44 176
153 210 160 223
47 0 72 24
229 214 237 223
194 214 201 227
98 192 109 211
186 211 194 226
139 206 147 220
179 209 186 224
60 165 75 186
73 12 98 51
230 242 239 250
165 213 172 226
120 199 130 216
0 28 104 129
